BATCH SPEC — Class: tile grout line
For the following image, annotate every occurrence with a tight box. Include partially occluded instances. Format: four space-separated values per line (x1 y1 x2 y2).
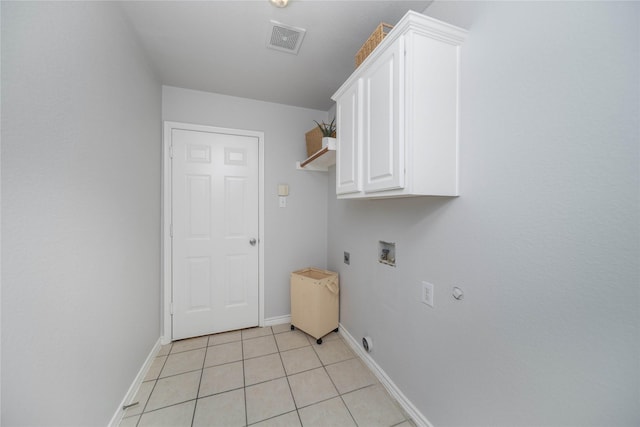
312 334 362 427
137 342 208 423
320 355 360 427
134 343 172 427
242 329 249 427
188 338 211 426
138 338 230 425
274 325 305 426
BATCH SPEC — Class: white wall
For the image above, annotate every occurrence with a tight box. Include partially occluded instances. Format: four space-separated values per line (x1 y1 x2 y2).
163 86 330 319
328 1 640 426
1 2 162 425
0 3 3 420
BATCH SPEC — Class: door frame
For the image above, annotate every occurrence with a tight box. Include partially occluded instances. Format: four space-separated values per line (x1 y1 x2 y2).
161 121 265 344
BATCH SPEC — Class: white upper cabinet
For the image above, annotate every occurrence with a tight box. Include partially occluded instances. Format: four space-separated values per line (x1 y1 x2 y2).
332 11 467 199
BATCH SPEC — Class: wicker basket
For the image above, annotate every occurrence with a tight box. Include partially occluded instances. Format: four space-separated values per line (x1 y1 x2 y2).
355 22 394 68
305 127 323 157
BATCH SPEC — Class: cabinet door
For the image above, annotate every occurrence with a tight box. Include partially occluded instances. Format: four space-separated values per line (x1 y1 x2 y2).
362 37 404 193
335 79 362 195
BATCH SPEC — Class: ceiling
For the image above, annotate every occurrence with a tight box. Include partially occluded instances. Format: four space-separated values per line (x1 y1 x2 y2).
119 0 431 111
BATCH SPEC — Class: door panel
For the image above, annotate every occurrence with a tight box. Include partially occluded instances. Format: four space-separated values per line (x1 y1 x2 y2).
187 257 211 310
187 175 211 238
336 79 362 195
172 128 259 340
362 37 404 192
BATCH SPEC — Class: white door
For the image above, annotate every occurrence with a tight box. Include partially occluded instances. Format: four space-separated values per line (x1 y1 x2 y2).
171 127 259 340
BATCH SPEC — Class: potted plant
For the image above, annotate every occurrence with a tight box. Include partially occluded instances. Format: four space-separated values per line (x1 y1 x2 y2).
305 118 337 157
314 118 336 149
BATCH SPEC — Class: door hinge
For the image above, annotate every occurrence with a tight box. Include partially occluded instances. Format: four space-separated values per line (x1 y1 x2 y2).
170 302 174 315
169 145 174 159
170 223 173 238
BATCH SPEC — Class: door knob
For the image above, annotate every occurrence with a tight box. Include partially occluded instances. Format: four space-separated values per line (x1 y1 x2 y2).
249 238 257 246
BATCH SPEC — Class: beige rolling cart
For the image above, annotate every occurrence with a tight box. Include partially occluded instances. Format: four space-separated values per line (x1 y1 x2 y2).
290 267 339 344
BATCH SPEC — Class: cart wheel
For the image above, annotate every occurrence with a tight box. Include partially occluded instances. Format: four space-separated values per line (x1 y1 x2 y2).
316 338 323 345
290 325 295 331
333 327 339 333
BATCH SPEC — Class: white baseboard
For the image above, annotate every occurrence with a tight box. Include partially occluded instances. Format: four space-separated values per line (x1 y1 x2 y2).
338 324 433 427
264 314 291 326
108 338 162 427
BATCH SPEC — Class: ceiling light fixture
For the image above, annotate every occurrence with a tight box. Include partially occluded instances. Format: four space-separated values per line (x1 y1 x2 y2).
269 0 288 8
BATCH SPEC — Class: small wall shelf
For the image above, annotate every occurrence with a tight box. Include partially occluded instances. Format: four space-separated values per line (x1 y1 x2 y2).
296 138 336 171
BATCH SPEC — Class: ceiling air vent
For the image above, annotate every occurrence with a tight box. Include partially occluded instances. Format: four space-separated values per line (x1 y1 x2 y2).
266 20 306 55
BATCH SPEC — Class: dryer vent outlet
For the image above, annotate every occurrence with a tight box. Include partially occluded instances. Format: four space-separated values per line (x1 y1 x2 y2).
362 336 373 352
266 20 306 54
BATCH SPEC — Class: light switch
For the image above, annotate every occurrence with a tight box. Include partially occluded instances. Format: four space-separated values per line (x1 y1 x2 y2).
421 281 434 307
278 184 289 197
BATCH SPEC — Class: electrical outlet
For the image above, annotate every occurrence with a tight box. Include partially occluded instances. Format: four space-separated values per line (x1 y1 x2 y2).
421 281 434 307
344 251 350 265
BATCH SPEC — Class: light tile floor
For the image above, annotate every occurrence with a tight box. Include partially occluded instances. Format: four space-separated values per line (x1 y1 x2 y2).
119 325 415 427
